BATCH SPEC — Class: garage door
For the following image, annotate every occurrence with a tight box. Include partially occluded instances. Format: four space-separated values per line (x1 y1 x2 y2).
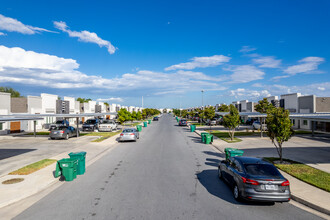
10 122 21 133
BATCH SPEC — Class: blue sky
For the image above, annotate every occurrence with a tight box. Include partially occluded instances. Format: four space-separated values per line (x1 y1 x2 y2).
0 0 329 108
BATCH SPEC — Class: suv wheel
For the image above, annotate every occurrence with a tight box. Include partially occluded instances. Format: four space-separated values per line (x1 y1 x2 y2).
218 167 223 179
233 184 241 201
65 134 69 140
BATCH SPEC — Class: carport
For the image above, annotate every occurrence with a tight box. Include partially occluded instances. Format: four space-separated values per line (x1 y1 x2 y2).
0 112 117 137
0 117 43 137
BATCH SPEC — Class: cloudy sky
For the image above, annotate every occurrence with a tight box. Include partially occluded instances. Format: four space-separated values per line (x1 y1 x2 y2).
0 0 329 108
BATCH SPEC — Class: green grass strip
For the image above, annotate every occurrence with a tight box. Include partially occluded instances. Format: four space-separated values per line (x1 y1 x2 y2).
9 159 57 175
264 157 330 192
87 131 121 142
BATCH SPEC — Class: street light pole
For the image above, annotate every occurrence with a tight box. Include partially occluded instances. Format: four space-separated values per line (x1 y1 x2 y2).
201 90 204 126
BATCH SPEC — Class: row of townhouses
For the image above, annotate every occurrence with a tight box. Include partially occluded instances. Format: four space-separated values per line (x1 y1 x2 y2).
0 92 143 134
189 93 330 133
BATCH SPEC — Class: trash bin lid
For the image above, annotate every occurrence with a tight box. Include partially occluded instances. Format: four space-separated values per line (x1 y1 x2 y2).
69 151 87 156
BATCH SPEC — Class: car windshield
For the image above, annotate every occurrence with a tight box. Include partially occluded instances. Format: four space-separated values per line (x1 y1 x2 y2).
254 122 260 124
53 126 67 130
86 119 97 124
55 120 64 124
101 120 112 124
123 129 135 133
244 164 281 177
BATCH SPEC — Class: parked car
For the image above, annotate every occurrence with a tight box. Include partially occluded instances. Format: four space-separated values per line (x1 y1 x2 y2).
252 121 267 130
153 116 159 121
82 119 99 131
207 117 218 126
245 118 256 125
119 128 139 142
50 126 78 140
49 120 69 130
179 119 187 126
98 120 117 132
218 157 290 202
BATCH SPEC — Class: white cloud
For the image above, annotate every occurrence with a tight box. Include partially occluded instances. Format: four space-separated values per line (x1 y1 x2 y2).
97 97 124 102
0 46 226 94
252 56 281 68
284 56 324 75
176 70 225 82
0 32 6 36
0 14 55 34
54 21 116 54
229 88 271 100
239 46 257 53
165 55 230 71
224 65 265 83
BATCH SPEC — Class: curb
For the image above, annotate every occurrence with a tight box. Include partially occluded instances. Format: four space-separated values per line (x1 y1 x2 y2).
193 129 330 216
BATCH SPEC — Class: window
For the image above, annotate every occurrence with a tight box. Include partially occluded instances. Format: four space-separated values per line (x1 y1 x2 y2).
0 123 3 130
244 164 281 177
303 120 308 126
292 119 295 125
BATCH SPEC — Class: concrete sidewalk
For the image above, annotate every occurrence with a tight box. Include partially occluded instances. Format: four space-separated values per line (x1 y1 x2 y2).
0 132 121 209
194 129 330 216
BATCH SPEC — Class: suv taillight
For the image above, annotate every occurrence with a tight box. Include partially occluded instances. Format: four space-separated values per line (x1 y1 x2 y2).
281 180 290 186
241 177 259 185
60 131 64 134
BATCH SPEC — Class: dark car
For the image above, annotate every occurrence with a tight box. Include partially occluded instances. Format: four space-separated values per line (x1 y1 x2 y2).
49 120 69 130
82 119 99 131
49 126 78 140
153 116 159 121
218 157 290 202
179 119 187 126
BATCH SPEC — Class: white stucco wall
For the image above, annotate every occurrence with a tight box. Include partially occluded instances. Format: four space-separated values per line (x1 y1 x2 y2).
27 96 42 130
280 93 301 112
0 92 11 132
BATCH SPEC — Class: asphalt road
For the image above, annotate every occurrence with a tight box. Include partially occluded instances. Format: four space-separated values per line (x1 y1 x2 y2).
15 114 323 220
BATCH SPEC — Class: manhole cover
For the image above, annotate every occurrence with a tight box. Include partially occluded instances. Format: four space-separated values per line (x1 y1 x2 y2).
2 178 24 184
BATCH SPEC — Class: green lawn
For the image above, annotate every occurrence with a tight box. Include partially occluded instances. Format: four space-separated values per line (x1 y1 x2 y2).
264 157 330 192
9 159 57 175
84 131 121 142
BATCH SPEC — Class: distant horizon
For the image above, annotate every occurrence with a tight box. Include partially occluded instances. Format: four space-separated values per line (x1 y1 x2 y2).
0 1 329 108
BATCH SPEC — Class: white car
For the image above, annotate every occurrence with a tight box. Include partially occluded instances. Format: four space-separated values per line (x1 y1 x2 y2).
98 120 117 132
252 121 267 130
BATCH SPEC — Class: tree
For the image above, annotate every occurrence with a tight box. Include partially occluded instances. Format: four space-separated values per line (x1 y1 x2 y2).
181 110 188 118
117 108 130 124
0 87 21 97
204 106 216 130
266 107 294 163
218 104 229 112
104 102 109 106
136 111 142 120
131 111 137 123
188 110 195 119
77 98 92 103
255 98 273 136
223 104 240 141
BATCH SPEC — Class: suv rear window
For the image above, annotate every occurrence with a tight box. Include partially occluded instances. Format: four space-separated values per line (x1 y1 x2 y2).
244 164 281 177
86 119 97 124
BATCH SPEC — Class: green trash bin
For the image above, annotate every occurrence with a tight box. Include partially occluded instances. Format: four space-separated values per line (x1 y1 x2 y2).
68 152 86 175
136 125 142 132
205 134 212 144
143 121 148 127
201 132 208 143
148 120 151 124
224 148 244 160
55 158 77 181
190 125 196 132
